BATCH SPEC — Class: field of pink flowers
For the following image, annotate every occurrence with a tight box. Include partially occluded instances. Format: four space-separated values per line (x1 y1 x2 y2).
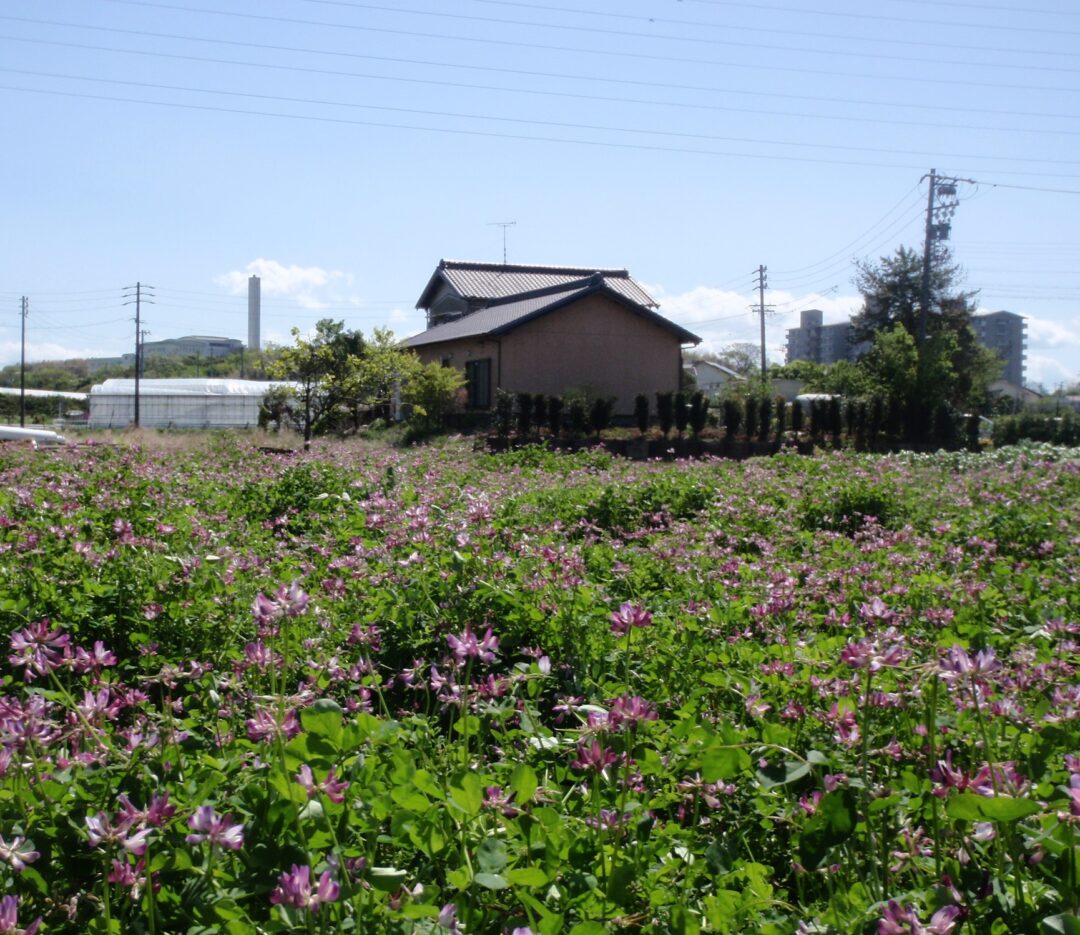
0 438 1078 934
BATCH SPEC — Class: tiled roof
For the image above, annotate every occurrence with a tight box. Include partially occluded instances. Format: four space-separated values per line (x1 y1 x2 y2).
416 259 658 309
403 277 699 348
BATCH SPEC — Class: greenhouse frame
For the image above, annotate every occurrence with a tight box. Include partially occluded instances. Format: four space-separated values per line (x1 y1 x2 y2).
88 378 289 429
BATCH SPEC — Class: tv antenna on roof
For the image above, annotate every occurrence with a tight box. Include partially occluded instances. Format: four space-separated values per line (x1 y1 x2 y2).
488 221 516 265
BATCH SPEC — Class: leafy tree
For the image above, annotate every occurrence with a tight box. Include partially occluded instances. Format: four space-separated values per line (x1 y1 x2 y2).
744 395 759 440
688 391 709 437
634 394 650 436
403 362 464 434
789 397 804 435
532 394 548 434
349 327 416 426
588 397 614 435
266 319 365 444
851 246 975 344
851 246 999 416
710 342 760 376
773 395 787 441
493 390 515 438
674 392 689 436
546 396 563 436
723 398 742 440
516 392 533 436
757 394 772 442
656 392 675 437
567 399 588 437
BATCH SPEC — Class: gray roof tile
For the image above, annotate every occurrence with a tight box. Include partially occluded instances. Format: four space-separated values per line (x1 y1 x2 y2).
416 259 658 309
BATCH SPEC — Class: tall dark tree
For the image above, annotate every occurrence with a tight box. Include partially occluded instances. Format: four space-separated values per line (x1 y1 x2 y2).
851 246 1000 415
850 246 976 346
634 394 650 436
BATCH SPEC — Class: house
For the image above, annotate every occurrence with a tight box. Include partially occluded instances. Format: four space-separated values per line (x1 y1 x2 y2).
404 260 700 415
686 360 744 396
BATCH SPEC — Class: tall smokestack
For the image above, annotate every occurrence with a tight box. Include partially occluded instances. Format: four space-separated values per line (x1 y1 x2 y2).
247 275 261 351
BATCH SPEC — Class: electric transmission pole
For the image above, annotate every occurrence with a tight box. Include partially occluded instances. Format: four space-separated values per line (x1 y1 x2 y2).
918 169 971 347
19 297 28 427
754 265 774 382
123 283 154 428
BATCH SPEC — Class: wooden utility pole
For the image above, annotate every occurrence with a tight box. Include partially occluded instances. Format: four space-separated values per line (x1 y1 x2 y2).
755 265 773 382
123 283 154 427
19 296 28 427
919 169 937 349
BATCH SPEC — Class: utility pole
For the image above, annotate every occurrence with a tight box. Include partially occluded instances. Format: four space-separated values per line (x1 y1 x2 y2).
754 265 774 382
123 283 154 428
19 297 28 427
918 168 970 347
138 330 151 378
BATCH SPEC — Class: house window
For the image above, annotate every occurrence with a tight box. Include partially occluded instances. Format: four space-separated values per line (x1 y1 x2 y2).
465 358 492 409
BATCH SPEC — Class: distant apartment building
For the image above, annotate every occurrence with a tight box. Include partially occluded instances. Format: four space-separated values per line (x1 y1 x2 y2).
784 309 870 365
786 308 1026 386
970 311 1026 386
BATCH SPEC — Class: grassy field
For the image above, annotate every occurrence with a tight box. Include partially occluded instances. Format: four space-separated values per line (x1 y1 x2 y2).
0 436 1077 934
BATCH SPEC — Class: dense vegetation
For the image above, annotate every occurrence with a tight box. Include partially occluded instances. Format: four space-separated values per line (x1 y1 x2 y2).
0 439 1077 933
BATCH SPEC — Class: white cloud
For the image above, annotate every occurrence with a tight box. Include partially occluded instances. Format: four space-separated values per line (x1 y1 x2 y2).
215 258 348 297
1022 313 1080 350
0 339 124 366
1026 354 1077 389
652 285 862 364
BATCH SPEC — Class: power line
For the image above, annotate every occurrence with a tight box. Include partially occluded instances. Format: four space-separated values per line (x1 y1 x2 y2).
16 6 1080 95
891 0 1080 17
461 0 1080 52
771 184 924 277
9 67 1079 168
301 0 1080 72
676 0 1080 37
6 21 1080 124
6 81 1080 180
7 34 1078 142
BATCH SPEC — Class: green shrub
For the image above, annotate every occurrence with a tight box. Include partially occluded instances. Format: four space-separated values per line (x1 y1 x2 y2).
798 479 902 534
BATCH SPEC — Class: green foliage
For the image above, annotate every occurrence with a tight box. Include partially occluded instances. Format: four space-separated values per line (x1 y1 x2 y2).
493 389 515 437
688 391 709 437
674 392 689 435
722 397 742 439
798 476 902 533
656 391 675 436
567 398 588 436
532 393 548 434
744 394 758 439
634 393 650 435
403 361 465 433
546 395 563 435
588 397 613 435
773 395 786 440
515 391 533 436
0 441 1078 933
993 410 1080 448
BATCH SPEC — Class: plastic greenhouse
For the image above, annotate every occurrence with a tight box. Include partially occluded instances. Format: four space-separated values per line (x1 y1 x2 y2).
88 378 289 429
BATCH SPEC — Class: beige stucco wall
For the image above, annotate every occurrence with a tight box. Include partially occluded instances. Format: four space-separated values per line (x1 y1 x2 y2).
413 294 685 415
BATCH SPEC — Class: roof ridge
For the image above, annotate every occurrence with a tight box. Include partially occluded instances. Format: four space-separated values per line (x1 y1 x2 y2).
439 258 630 277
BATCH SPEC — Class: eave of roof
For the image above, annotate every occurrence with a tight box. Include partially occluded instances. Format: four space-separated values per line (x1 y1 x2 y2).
404 280 700 348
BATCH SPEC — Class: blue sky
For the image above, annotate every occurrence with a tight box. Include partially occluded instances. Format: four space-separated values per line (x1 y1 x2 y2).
2 0 1078 388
